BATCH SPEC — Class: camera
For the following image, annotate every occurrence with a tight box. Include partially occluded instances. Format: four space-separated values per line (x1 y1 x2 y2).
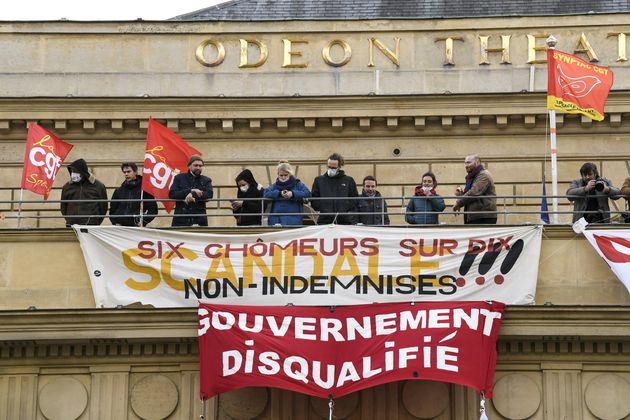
594 179 606 192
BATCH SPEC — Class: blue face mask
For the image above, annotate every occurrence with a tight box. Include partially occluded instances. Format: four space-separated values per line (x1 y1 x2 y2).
327 168 337 177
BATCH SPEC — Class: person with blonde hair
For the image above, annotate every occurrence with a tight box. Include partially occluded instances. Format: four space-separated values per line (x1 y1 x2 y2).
264 161 311 226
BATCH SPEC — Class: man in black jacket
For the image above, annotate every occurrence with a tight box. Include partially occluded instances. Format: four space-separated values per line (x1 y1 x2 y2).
357 176 390 225
169 155 213 227
109 162 158 227
311 153 358 224
60 158 108 227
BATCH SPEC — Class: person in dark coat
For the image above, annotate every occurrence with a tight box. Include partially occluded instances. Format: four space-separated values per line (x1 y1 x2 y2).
357 176 390 225
264 161 311 226
168 155 213 227
60 158 108 227
406 172 446 225
232 169 265 226
453 154 497 224
109 162 158 227
311 153 359 225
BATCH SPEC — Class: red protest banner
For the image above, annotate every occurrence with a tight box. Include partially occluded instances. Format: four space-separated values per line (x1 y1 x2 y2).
142 117 201 212
547 49 613 121
21 123 73 199
198 301 504 400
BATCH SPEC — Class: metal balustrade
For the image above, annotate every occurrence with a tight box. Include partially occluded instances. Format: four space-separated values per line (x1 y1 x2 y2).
0 194 628 228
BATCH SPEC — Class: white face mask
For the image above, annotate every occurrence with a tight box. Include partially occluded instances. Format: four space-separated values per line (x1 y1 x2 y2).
239 185 249 193
327 168 337 177
70 173 82 183
422 186 432 192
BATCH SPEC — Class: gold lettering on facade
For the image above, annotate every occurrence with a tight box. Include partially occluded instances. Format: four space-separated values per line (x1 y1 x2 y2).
239 39 268 68
479 35 511 64
195 39 226 67
526 34 550 64
608 32 630 62
322 39 352 67
282 39 309 68
368 37 401 67
435 37 463 65
574 32 599 61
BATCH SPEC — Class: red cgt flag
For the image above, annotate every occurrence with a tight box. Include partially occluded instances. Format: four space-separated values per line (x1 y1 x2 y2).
21 123 73 199
547 49 613 121
142 117 202 213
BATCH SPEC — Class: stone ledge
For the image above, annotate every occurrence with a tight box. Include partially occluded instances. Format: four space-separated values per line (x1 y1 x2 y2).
0 306 628 344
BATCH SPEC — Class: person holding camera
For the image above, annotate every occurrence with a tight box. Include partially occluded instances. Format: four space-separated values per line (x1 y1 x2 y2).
566 162 620 223
264 161 311 226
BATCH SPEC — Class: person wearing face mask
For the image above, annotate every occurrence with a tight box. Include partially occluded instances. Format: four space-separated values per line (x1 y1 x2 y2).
60 158 108 227
357 176 390 225
264 161 311 226
109 162 158 227
169 155 213 227
231 169 265 226
406 172 446 225
311 153 359 224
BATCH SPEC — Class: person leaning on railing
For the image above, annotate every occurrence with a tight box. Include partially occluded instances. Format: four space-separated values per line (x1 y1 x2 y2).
168 155 213 227
231 169 265 226
405 172 445 225
60 158 108 227
109 162 157 227
264 161 311 226
566 162 620 223
357 176 390 225
311 153 359 225
452 154 497 225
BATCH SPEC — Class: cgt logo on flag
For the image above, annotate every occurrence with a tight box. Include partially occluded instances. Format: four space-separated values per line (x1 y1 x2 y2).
142 117 202 212
21 123 73 199
547 49 613 121
583 230 630 294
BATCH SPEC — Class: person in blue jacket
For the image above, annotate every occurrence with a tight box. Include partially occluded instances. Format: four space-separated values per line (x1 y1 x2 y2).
406 172 446 225
264 161 311 226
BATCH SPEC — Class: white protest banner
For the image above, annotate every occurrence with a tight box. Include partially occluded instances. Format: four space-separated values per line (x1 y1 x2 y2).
73 225 542 307
583 229 630 294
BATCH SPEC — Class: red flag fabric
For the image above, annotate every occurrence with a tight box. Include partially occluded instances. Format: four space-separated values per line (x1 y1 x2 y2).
547 49 613 121
198 301 505 400
21 123 73 199
142 117 201 212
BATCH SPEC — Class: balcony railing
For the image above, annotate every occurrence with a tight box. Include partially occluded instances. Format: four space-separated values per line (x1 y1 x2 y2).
0 194 628 228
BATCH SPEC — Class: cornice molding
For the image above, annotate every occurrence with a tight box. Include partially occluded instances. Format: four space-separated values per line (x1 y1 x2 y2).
0 306 628 343
1 93 630 135
0 225 601 242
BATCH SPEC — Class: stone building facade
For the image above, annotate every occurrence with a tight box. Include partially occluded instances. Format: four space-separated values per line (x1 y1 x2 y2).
1 1 630 419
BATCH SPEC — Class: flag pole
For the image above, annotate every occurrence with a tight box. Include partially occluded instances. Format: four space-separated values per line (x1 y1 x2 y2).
546 35 559 224
139 190 144 227
17 188 23 228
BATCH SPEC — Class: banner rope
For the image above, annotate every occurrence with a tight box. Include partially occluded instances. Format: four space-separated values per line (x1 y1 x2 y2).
200 397 206 420
479 391 488 420
328 397 334 420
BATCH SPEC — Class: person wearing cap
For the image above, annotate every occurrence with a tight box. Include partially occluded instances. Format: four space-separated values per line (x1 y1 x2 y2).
168 155 213 227
60 158 108 227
